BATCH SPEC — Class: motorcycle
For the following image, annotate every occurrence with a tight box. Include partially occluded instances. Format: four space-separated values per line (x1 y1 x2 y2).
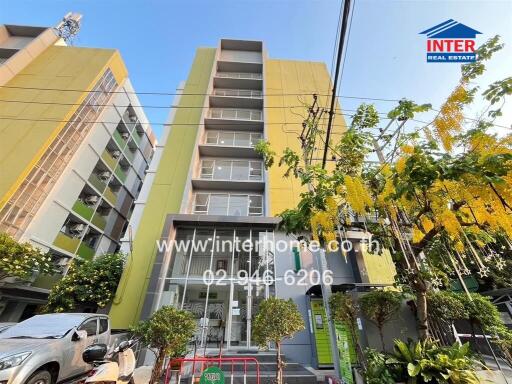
82 339 148 384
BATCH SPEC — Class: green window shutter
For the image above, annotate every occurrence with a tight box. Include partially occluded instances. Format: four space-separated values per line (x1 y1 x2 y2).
293 247 301 271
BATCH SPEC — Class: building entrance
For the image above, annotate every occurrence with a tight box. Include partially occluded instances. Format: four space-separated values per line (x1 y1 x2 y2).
157 226 275 349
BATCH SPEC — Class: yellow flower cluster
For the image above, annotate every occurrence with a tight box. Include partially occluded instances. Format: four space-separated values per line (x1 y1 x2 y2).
433 84 467 152
439 209 462 239
420 216 434 233
401 145 415 154
396 157 407 173
412 226 425 243
310 210 336 243
344 175 373 214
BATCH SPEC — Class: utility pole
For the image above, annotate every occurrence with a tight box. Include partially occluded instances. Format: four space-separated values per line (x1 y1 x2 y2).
300 97 343 379
322 0 352 169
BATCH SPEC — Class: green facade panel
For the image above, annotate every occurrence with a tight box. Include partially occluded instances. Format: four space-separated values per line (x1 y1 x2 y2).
72 200 94 221
88 174 107 193
53 232 80 254
77 242 95 260
113 129 126 149
109 48 216 329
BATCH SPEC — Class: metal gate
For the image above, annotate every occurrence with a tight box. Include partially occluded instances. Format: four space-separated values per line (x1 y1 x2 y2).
164 356 260 384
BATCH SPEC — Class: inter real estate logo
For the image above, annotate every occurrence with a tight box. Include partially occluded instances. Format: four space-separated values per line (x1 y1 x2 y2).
419 19 482 63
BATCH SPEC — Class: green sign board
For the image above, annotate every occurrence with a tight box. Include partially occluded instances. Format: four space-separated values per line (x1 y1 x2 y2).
200 366 225 384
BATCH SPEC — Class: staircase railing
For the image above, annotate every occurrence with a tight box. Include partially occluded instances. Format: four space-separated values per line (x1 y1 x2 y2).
164 356 260 384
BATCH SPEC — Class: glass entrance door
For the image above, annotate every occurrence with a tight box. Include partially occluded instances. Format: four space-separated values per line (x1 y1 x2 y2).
160 226 276 350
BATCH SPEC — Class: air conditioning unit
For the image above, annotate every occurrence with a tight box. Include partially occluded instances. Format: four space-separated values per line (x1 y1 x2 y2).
57 258 70 266
69 223 85 235
84 195 99 205
111 150 122 159
121 132 130 140
129 114 137 123
98 171 111 181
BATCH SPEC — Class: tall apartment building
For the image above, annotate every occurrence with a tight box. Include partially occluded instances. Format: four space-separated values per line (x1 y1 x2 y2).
110 39 401 368
0 16 156 321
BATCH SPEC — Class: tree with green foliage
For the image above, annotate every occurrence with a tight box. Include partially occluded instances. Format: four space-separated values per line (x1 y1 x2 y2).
44 253 124 312
360 291 402 351
428 291 512 364
252 297 305 384
131 306 196 384
0 232 55 281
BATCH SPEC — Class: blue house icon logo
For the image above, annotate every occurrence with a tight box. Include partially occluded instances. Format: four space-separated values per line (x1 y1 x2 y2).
419 20 482 63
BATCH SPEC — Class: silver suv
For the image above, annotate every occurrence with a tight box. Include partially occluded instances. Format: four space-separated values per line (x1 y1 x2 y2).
0 313 111 384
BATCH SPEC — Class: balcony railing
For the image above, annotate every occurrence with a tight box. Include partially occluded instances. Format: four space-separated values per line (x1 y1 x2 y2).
114 165 127 183
208 108 262 121
77 242 95 260
53 232 80 254
216 72 262 80
101 150 118 171
193 193 263 216
91 212 107 230
205 131 262 147
113 129 127 149
103 186 118 206
200 159 263 181
213 89 262 99
72 200 94 222
88 174 107 193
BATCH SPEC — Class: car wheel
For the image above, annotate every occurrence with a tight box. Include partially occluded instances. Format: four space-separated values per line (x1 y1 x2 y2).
25 370 53 384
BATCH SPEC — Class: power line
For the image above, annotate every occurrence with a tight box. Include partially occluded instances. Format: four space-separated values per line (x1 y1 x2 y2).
0 99 310 110
0 84 402 102
0 97 508 130
0 112 382 126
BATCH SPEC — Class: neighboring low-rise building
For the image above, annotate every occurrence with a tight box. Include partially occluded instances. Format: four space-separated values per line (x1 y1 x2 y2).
0 15 156 321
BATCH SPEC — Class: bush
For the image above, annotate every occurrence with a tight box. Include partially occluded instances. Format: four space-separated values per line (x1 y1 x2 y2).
44 253 124 312
0 232 55 281
252 297 304 384
364 339 482 384
360 290 402 350
131 306 196 384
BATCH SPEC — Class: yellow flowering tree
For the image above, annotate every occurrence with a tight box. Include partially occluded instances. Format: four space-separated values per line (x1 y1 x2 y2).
257 36 512 342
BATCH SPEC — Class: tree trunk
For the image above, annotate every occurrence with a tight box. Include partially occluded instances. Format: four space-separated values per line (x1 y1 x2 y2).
348 323 366 369
378 325 386 351
415 282 429 340
276 341 283 384
150 349 166 384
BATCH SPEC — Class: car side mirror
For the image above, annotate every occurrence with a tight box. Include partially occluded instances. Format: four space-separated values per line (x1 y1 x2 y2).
72 330 87 342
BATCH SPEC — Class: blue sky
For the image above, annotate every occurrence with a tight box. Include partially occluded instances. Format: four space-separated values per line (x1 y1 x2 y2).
1 0 510 139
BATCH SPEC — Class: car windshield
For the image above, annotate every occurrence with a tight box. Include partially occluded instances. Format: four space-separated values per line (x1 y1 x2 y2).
0 314 86 339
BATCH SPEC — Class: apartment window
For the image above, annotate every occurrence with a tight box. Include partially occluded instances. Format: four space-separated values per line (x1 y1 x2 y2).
193 193 263 216
199 159 263 181
200 160 214 179
209 194 229 215
249 162 262 181
209 108 262 121
229 195 248 216
204 131 262 147
249 195 263 216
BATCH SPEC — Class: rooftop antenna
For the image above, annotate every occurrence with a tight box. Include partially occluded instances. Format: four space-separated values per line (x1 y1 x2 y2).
54 12 82 45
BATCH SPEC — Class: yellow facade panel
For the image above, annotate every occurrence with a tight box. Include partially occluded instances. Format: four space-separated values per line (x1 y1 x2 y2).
265 59 347 216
